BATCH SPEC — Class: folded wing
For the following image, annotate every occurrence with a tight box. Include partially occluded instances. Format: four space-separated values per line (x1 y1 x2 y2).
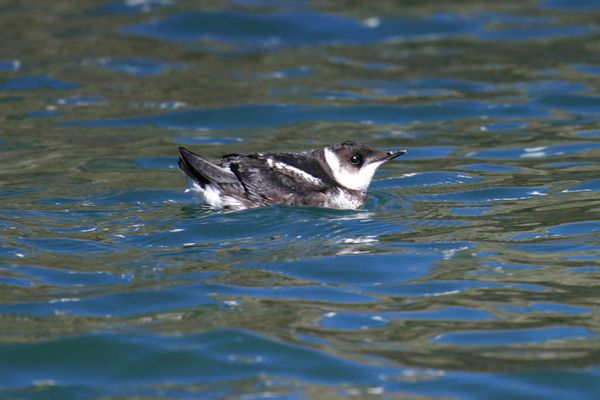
228 153 328 205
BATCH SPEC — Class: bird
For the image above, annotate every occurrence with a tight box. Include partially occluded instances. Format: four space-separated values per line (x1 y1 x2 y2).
178 141 406 210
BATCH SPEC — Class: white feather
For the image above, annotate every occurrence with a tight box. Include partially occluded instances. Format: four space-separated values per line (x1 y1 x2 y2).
324 148 383 191
267 158 322 186
190 183 246 210
324 188 364 209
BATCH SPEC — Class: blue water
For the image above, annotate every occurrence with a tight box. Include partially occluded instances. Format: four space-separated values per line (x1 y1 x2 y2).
2 1 600 399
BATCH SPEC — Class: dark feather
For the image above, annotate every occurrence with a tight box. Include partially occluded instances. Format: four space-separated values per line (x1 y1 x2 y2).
226 153 328 205
178 147 239 186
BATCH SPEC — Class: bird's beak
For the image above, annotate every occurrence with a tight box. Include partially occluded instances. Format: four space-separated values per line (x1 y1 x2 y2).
370 149 407 164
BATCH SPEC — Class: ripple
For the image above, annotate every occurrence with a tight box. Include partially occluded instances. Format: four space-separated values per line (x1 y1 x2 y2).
8 265 127 286
0 275 30 287
80 157 139 172
4 1 600 398
417 187 547 203
0 282 218 317
175 137 243 145
513 80 588 95
364 280 547 297
0 329 391 389
482 261 542 270
450 207 491 216
394 146 456 160
480 121 528 132
57 95 105 106
123 206 394 250
536 94 600 114
548 220 600 236
496 302 591 315
27 108 60 118
376 171 479 189
244 252 438 285
468 143 600 159
121 10 597 51
63 101 546 130
563 178 600 192
121 11 476 49
576 128 600 137
207 283 376 303
18 237 117 255
345 78 494 97
0 60 20 71
83 57 184 76
511 240 599 260
478 19 596 41
1 76 78 91
88 188 190 206
544 161 595 169
247 66 314 81
135 156 178 169
513 220 600 240
96 0 173 15
432 326 595 346
321 307 496 330
542 0 600 10
573 64 600 75
459 163 520 173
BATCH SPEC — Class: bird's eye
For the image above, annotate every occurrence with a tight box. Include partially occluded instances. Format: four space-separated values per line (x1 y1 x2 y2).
350 154 362 165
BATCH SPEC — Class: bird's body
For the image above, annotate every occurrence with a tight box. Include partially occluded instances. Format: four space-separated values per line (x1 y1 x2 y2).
178 141 406 210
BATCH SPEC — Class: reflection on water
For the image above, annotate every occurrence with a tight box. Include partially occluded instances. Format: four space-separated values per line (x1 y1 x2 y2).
1 0 600 398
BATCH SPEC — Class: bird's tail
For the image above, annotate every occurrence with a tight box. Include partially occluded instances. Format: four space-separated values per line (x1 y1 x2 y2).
178 147 238 187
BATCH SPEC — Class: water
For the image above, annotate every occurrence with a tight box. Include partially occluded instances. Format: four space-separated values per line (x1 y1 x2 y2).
1 1 600 398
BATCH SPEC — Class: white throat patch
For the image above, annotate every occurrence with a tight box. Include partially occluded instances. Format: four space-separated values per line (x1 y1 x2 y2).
323 147 383 191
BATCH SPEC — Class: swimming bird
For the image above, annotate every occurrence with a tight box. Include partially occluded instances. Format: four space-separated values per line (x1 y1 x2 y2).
178 141 406 210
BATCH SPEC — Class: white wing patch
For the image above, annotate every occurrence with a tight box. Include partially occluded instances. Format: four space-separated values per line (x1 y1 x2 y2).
266 158 322 186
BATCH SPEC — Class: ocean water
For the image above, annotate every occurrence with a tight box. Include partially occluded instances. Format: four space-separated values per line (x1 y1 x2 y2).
1 1 600 399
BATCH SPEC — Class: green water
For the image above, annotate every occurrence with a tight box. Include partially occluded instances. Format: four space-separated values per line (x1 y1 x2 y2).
1 0 600 399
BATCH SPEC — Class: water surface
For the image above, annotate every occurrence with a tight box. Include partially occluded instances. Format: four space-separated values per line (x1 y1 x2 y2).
1 0 600 399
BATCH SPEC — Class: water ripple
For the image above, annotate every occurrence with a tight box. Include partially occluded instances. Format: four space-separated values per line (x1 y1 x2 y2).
433 326 596 346
64 101 546 129
2 1 600 399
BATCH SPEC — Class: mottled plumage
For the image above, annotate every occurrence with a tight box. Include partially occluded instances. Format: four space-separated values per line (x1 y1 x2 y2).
178 141 406 210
